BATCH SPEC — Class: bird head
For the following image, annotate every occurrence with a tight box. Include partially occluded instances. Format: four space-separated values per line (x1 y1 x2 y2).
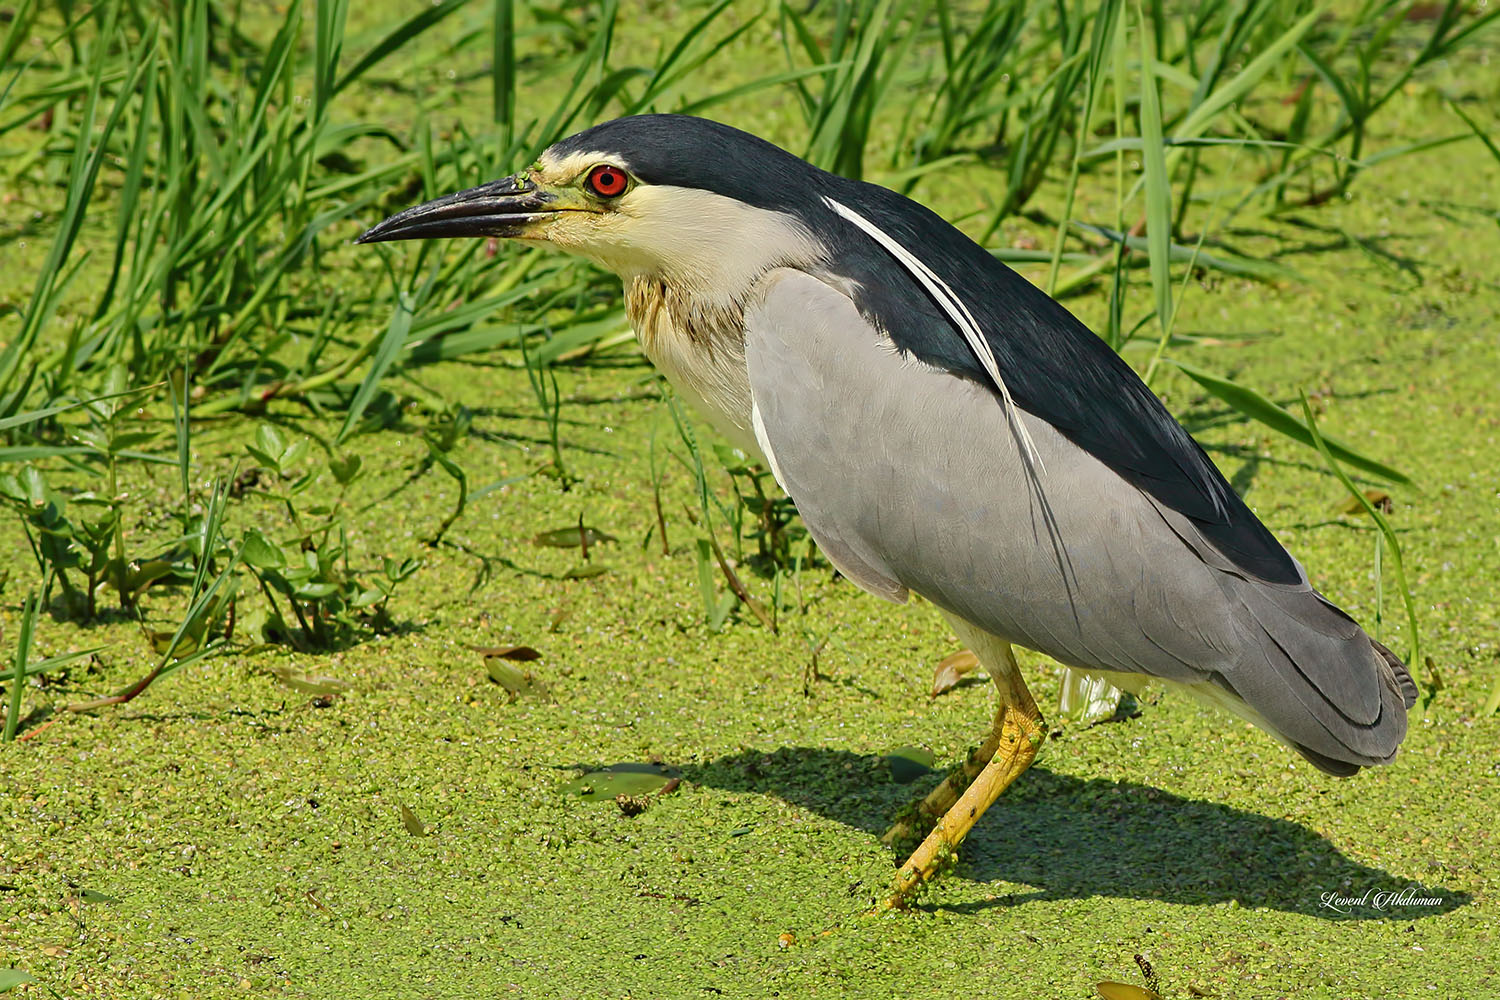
357 115 829 296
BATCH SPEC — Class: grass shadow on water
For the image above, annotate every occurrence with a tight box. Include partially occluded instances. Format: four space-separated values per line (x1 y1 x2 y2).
682 749 1468 920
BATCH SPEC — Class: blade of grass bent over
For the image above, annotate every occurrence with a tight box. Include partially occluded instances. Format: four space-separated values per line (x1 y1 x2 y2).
1298 392 1420 679
1169 359 1410 485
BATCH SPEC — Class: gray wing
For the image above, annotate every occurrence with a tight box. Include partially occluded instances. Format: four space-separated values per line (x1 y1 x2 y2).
744 269 1410 771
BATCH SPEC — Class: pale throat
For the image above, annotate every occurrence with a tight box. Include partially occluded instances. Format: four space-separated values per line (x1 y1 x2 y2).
623 271 763 458
599 187 825 459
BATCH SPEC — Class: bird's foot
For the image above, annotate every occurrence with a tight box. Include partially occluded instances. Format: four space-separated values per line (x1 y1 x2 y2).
884 707 1045 909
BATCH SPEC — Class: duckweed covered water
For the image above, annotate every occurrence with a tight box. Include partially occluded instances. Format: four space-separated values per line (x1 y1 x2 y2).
2 6 1499 999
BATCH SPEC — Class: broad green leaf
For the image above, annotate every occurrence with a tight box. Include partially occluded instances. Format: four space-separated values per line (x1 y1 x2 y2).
241 529 285 570
255 424 285 459
0 969 36 992
279 438 311 472
329 453 362 485
293 582 339 600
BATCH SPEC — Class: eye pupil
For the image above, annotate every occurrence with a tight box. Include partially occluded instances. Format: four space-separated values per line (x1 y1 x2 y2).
590 166 626 196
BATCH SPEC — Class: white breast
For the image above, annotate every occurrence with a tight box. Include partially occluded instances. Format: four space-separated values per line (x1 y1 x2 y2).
627 277 764 459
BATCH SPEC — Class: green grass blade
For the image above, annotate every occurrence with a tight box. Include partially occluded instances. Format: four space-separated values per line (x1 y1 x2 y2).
0 645 108 685
1177 5 1327 141
493 0 515 130
1073 222 1304 282
674 63 847 117
170 365 191 500
1299 392 1420 674
314 0 350 118
332 0 468 99
1168 359 1410 485
4 591 37 742
1136 4 1173 342
337 288 417 445
1447 99 1500 166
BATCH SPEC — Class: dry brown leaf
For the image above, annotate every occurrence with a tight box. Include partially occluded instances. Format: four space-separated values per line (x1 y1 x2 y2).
930 649 981 698
1338 489 1392 515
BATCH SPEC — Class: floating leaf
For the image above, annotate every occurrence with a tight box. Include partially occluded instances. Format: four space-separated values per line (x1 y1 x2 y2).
145 630 199 658
532 525 617 548
1338 489 1392 515
123 559 176 598
561 763 677 801
401 803 427 837
886 746 936 784
79 890 118 904
1096 983 1161 1000
562 563 611 580
485 662 547 700
268 666 350 697
475 645 541 661
929 649 981 698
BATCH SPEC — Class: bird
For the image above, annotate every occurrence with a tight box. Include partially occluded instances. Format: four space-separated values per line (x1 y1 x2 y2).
357 114 1417 908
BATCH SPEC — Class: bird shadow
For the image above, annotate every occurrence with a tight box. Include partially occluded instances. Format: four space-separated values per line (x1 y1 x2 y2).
679 748 1468 920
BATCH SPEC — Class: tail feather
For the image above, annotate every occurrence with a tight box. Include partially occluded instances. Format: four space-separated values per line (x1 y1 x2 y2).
1372 639 1419 709
1291 742 1362 777
1218 579 1410 771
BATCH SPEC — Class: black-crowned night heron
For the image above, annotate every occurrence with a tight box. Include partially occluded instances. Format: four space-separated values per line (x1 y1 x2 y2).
359 115 1417 908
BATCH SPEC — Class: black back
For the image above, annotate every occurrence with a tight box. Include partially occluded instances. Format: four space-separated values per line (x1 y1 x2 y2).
552 115 1300 584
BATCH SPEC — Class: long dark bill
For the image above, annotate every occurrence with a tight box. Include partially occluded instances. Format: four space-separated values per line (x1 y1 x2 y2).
355 175 554 244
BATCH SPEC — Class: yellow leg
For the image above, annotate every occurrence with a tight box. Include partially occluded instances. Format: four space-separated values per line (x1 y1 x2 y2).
884 642 1045 909
880 707 1004 850
881 640 1021 849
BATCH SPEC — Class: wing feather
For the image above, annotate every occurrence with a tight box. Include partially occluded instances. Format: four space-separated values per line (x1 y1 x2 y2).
744 269 1408 771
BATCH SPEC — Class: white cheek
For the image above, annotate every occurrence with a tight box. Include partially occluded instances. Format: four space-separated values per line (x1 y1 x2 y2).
605 186 826 292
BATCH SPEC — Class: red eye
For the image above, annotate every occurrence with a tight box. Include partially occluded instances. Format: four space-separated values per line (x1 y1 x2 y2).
586 164 628 198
